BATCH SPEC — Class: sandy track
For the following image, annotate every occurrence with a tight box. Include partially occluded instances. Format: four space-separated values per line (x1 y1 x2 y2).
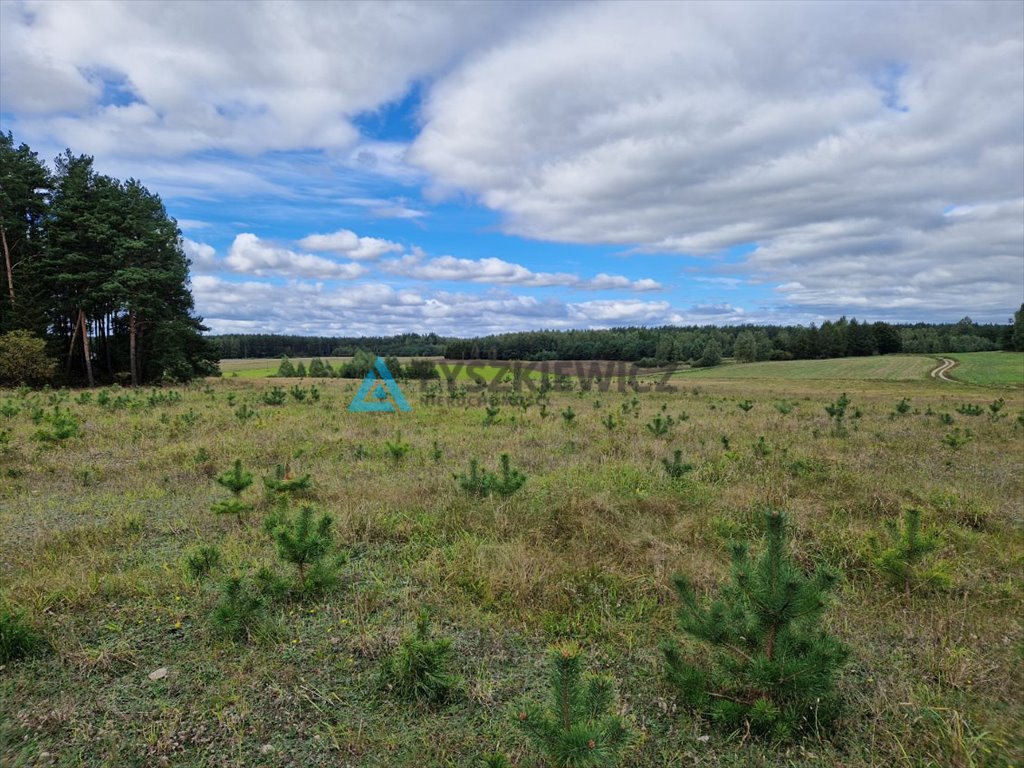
930 357 957 381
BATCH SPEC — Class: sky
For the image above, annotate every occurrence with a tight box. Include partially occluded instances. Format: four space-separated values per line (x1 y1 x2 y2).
1 0 1022 337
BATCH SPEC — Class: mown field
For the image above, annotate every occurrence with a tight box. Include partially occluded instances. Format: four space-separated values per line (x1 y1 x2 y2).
947 352 1024 388
1 368 1022 767
675 355 937 382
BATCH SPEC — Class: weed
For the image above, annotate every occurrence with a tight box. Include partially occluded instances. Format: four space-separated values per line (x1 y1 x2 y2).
0 606 48 663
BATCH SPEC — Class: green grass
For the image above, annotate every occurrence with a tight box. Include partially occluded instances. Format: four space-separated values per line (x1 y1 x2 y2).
1 376 1022 766
947 352 1024 388
674 355 937 381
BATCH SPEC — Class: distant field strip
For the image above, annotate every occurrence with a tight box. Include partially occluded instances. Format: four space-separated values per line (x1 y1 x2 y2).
947 352 1024 388
674 355 936 381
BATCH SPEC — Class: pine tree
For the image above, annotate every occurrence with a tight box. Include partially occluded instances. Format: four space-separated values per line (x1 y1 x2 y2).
276 356 295 377
380 609 460 705
868 508 951 597
263 463 312 497
212 459 254 523
516 642 636 767
663 509 848 740
270 505 336 594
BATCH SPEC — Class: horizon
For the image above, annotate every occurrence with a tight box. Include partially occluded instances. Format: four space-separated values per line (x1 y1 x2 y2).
2 1 1022 336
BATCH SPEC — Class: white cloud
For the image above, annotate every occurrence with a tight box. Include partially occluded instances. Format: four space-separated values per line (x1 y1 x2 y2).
410 1 1024 317
182 238 218 273
224 233 367 279
341 197 427 220
381 252 662 291
0 1 539 157
296 229 404 261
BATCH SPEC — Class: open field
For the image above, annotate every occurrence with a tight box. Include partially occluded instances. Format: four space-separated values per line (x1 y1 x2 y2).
1 373 1022 767
673 355 938 382
947 352 1024 388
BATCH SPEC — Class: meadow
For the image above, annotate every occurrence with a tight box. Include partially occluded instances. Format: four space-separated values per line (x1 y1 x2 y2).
1 360 1022 767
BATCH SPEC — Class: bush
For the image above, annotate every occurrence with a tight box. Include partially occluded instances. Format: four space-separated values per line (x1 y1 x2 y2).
0 330 56 387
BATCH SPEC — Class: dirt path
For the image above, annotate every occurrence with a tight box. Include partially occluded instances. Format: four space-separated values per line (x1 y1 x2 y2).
930 357 957 381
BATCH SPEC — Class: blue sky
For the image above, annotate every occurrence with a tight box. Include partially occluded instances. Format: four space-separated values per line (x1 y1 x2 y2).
1 1 1021 336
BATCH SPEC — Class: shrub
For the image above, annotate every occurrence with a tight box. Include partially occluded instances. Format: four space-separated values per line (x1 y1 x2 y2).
516 642 636 767
868 508 951 597
663 509 848 740
380 609 460 705
0 330 56 387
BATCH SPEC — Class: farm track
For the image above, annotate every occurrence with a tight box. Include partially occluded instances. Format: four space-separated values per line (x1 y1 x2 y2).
930 357 957 382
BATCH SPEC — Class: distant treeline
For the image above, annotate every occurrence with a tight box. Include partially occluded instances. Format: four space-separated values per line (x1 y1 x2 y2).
214 311 1023 366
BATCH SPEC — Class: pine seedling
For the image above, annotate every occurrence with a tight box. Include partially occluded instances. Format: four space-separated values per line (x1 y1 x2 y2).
212 459 254 524
386 432 410 460
0 399 19 419
380 609 460 705
270 505 337 595
738 399 754 412
483 405 501 426
261 386 287 406
562 406 576 425
894 398 911 415
663 509 848 740
431 441 443 462
602 413 617 431
516 642 636 768
868 508 951 597
234 403 256 422
263 463 312 497
185 544 222 582
289 384 307 402
646 414 674 437
458 459 489 495
825 393 851 435
211 576 268 642
662 449 693 479
491 453 527 496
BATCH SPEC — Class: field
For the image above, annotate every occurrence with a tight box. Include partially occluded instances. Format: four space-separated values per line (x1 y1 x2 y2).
947 352 1024 388
1 370 1022 767
675 355 938 382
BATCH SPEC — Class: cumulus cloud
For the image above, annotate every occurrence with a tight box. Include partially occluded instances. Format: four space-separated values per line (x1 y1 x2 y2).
297 229 404 261
381 252 662 291
224 233 367 279
182 238 218 273
411 1 1024 317
0 1 538 157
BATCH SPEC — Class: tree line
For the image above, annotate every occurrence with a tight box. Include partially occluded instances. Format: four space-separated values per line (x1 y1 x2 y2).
215 310 1023 366
0 132 217 386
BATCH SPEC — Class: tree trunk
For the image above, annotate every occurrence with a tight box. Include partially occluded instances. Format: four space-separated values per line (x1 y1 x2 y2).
0 226 13 303
80 308 94 388
66 310 81 378
129 310 138 387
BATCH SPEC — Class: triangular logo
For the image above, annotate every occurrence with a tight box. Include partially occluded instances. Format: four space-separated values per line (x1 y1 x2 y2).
348 357 412 413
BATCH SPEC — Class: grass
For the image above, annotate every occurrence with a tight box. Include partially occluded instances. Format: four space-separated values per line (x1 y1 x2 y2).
947 352 1024 388
674 355 937 381
0 375 1022 766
